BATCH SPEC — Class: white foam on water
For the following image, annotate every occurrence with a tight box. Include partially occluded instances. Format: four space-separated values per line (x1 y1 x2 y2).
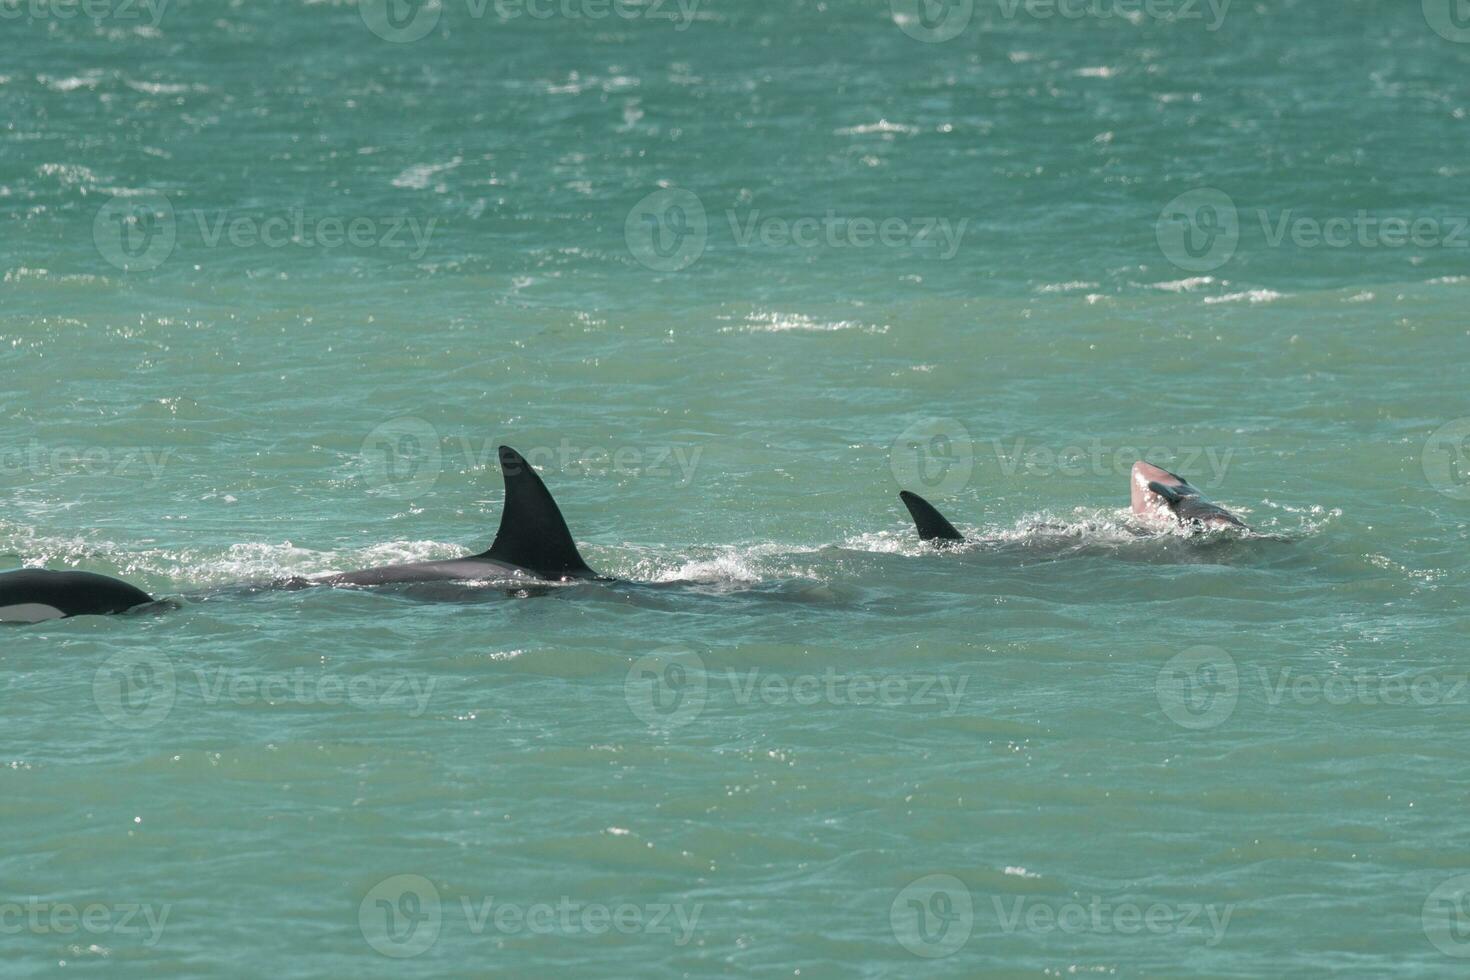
834 119 918 136
724 311 888 335
1149 276 1217 292
1204 289 1286 305
391 156 462 191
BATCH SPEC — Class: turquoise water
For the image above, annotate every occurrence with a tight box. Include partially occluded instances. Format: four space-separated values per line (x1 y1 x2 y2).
3 0 1470 975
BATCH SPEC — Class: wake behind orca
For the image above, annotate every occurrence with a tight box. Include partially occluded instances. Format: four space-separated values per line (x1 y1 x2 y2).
306 445 606 588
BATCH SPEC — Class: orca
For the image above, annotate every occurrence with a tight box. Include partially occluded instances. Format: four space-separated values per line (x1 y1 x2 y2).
1129 460 1248 531
0 568 155 623
899 490 967 545
897 459 1249 543
312 445 604 587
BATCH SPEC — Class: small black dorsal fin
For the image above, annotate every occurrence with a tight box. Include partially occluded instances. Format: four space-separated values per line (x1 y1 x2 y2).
1147 481 1186 505
476 446 595 578
899 491 965 544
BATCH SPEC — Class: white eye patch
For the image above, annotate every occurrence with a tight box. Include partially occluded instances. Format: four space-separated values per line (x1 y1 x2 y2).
0 603 67 623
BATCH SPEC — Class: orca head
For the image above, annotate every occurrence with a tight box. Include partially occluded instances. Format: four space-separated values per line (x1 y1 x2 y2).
0 568 154 622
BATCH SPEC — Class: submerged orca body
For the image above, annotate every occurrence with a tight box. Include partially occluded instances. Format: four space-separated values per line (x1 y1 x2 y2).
1129 461 1247 531
314 446 602 587
0 569 154 623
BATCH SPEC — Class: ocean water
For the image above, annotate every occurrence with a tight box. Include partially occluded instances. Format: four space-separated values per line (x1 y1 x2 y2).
2 0 1469 975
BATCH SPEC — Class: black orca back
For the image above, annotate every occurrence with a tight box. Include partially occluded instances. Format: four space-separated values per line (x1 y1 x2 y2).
0 568 154 620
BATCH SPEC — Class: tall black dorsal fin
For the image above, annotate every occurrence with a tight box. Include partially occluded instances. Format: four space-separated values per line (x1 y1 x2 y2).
476 446 595 578
899 491 965 544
